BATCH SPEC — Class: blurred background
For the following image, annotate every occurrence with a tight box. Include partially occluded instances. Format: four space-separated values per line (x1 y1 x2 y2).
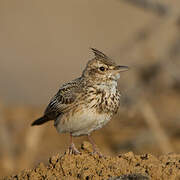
1 0 180 177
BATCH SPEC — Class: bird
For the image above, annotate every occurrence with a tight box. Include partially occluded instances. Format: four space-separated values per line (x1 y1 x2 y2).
31 48 128 155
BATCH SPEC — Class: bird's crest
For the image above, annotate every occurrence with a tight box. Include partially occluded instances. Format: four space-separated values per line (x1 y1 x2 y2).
91 48 108 59
91 48 116 66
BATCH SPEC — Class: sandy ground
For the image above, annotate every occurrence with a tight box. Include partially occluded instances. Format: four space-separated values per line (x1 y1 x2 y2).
1 90 180 178
3 142 180 180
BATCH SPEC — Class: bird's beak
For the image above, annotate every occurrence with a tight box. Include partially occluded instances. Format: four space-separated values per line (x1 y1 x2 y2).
115 65 129 72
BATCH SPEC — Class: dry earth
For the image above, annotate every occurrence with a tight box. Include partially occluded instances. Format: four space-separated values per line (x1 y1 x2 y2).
3 142 180 180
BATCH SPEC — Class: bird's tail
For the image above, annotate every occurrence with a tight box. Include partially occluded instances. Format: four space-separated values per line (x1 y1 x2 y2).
31 115 51 126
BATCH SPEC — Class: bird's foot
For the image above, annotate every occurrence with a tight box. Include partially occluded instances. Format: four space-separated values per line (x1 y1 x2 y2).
68 143 81 155
87 135 104 157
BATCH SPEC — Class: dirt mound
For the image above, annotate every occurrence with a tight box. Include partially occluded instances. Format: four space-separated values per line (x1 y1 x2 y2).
3 142 180 180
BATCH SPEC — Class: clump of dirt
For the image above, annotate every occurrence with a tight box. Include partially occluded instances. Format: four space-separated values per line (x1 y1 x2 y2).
3 142 180 180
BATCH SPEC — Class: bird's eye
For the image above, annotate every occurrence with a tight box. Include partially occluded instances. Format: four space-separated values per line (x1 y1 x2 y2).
99 66 105 71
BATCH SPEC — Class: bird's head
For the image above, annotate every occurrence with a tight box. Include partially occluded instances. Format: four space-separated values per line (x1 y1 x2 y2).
82 48 128 84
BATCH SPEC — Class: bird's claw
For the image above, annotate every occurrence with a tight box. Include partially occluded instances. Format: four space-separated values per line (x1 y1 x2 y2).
68 143 81 155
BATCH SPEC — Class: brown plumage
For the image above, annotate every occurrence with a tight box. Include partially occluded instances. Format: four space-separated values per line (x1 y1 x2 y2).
31 48 128 155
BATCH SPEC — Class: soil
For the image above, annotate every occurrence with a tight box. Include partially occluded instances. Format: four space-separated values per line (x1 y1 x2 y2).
3 142 180 180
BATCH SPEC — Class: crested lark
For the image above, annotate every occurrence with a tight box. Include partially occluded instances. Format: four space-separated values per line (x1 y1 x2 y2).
31 48 128 155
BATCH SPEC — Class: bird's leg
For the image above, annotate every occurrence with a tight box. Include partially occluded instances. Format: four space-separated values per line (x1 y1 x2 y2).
87 134 103 157
68 133 80 155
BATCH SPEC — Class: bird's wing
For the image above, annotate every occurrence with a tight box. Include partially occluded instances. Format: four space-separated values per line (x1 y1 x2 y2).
44 78 82 120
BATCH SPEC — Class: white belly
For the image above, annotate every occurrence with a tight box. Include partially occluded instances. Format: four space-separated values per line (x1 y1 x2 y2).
55 108 112 136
